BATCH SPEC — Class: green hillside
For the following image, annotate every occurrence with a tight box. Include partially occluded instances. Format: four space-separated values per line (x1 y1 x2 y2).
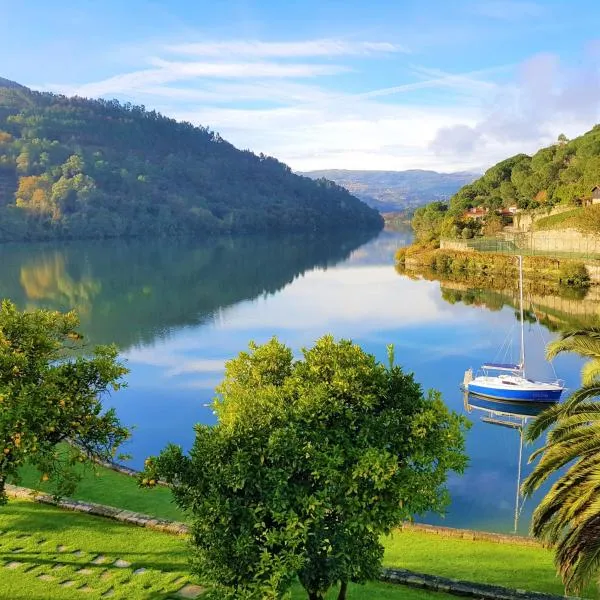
448 127 600 215
0 79 382 242
411 127 600 243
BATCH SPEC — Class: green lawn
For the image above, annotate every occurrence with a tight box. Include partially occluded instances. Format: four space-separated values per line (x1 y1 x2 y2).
384 530 568 597
11 462 596 598
15 461 185 522
0 499 450 600
0 499 194 600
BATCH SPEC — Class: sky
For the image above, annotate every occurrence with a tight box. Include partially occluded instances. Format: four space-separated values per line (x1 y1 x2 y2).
1 0 600 172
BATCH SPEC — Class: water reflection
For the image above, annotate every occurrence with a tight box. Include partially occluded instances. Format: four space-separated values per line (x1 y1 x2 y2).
0 230 377 349
463 393 548 534
0 229 585 533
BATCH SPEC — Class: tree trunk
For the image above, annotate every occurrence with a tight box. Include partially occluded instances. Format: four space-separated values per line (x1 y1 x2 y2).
337 581 348 600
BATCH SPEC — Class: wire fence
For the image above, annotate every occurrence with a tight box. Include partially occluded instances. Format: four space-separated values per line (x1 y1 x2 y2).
441 232 600 260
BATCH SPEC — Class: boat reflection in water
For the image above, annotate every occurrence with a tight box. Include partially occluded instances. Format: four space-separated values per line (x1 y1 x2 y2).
463 392 551 533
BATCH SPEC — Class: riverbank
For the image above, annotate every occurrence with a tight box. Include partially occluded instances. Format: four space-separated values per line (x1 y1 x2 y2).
396 244 600 289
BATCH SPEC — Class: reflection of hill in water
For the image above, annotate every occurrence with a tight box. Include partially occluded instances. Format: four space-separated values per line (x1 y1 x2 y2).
439 279 600 331
0 231 376 349
344 228 412 266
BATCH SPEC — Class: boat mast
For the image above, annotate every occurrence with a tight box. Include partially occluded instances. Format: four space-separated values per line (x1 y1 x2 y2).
518 255 525 377
514 420 525 534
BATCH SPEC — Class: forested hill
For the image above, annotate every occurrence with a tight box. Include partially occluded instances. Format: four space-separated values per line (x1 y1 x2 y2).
0 79 382 241
446 127 600 215
300 169 478 212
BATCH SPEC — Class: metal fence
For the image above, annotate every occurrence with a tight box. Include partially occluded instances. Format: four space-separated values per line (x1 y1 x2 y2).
441 232 600 260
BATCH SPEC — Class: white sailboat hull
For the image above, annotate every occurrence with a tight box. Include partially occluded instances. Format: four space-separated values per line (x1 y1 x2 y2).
467 375 564 401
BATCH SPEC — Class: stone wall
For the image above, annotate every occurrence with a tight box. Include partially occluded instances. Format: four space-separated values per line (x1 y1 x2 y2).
440 239 475 251
522 229 600 258
513 206 574 232
380 568 576 600
5 484 189 535
400 522 540 547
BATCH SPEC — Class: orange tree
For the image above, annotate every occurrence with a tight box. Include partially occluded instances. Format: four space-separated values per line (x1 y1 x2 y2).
142 336 468 600
0 299 129 503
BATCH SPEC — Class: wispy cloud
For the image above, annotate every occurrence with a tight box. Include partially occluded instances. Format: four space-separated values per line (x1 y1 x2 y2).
430 51 600 160
66 61 349 98
149 58 350 78
165 39 406 57
361 65 504 100
42 33 600 173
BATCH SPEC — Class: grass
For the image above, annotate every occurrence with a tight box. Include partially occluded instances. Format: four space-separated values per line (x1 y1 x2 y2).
0 499 193 600
15 461 185 522
533 208 583 231
0 499 451 600
11 461 597 598
384 530 563 596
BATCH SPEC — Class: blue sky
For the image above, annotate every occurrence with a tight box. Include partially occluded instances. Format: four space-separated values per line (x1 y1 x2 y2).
1 0 599 171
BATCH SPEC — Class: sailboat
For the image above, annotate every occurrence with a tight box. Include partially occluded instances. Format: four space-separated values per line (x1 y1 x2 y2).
463 256 565 402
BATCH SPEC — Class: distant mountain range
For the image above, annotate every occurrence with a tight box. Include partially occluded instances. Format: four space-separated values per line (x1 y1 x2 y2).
300 169 479 213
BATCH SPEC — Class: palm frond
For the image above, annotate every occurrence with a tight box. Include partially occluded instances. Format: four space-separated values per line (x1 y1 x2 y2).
566 384 600 408
555 514 600 594
546 328 600 361
581 361 600 386
523 429 600 495
524 403 567 442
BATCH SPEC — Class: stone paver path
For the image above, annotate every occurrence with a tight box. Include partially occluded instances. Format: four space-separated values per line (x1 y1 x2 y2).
0 527 206 599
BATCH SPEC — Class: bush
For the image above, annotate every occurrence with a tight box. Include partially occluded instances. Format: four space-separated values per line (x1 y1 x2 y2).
559 261 590 288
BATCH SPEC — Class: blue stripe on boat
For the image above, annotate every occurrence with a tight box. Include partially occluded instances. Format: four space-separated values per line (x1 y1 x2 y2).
467 383 562 401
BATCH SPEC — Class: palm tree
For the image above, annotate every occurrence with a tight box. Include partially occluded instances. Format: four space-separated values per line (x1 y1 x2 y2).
522 328 600 594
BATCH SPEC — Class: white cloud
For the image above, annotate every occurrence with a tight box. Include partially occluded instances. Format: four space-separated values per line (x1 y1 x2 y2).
148 58 350 78
67 61 349 98
125 347 226 377
165 39 406 57
429 51 600 162
218 266 461 334
42 36 600 172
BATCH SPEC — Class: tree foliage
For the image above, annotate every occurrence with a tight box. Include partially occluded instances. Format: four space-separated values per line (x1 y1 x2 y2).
522 328 600 594
450 126 600 213
142 336 468 599
411 125 600 242
0 299 129 503
0 82 382 241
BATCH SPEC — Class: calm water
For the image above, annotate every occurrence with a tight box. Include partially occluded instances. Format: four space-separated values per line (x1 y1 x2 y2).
0 230 588 534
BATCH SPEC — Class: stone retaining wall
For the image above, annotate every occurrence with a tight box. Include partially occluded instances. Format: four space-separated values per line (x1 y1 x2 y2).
400 522 540 547
380 568 576 600
5 484 189 535
524 229 600 257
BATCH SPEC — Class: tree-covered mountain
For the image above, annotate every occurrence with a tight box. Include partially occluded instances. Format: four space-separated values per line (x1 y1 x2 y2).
447 128 600 216
300 169 478 212
411 126 600 243
0 79 382 241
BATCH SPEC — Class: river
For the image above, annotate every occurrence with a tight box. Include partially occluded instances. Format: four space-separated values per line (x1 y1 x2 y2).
0 229 588 534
